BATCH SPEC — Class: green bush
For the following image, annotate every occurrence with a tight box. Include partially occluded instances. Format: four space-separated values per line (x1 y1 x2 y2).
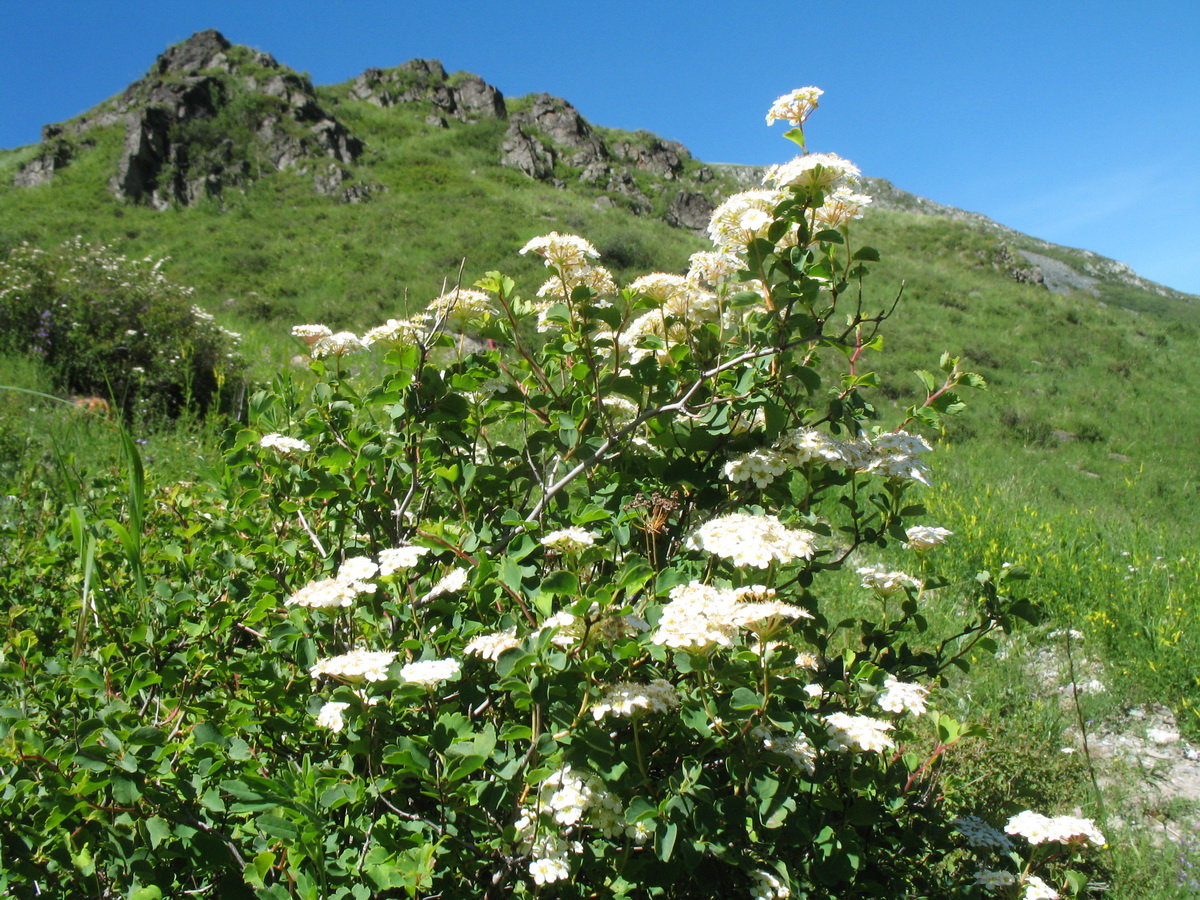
0 238 245 418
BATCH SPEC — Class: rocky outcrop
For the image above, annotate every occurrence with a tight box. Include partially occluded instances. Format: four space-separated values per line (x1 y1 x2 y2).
611 133 688 180
510 94 606 168
17 30 369 206
664 190 715 232
12 141 74 187
349 60 506 120
500 124 555 180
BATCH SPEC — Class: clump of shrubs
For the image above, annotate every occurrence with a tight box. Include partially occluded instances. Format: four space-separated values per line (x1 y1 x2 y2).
0 238 244 418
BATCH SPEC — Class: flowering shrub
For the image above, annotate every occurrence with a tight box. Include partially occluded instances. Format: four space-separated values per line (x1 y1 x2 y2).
0 90 1104 898
0 238 244 417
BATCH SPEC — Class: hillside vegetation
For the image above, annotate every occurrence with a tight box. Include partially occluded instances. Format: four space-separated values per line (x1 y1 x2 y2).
2 30 1200 898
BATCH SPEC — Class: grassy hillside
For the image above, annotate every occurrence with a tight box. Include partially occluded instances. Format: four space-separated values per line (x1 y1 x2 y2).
3 35 1200 895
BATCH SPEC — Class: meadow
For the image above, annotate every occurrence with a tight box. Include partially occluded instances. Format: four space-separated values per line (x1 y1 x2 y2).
2 73 1200 897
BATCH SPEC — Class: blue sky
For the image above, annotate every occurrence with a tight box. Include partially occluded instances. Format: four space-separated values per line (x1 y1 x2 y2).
4 0 1198 294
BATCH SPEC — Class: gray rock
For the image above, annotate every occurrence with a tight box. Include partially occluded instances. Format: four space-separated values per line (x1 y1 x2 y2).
500 123 555 180
664 190 714 232
110 107 174 206
611 133 688 179
13 141 73 187
451 75 506 119
153 29 231 77
349 60 506 121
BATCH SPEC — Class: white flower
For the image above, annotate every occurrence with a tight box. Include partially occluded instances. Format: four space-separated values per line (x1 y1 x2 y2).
707 189 789 251
765 86 823 127
859 430 934 486
753 726 817 775
424 567 469 602
337 557 378 593
260 433 311 454
857 564 922 596
310 649 398 682
286 577 358 609
1022 875 1059 900
378 544 431 576
315 701 350 732
749 866 792 900
399 657 461 687
541 527 596 553
592 680 680 720
291 324 331 346
902 525 953 551
763 153 861 191
875 677 929 715
688 513 816 568
464 628 520 661
952 815 1014 853
823 712 894 753
519 232 599 271
428 288 496 331
974 869 1017 891
528 856 570 885
311 331 367 358
773 427 850 468
724 448 790 489
1004 811 1106 847
814 186 872 230
362 316 427 347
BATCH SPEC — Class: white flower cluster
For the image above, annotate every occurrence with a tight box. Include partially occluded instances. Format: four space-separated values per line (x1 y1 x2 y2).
515 765 625 886
651 581 812 650
753 726 817 775
423 567 469 602
902 525 953 551
310 648 398 682
974 869 1017 891
312 330 368 358
362 315 428 347
520 232 600 271
428 288 496 332
259 433 311 455
749 867 793 900
464 627 520 661
688 513 816 568
952 815 1014 853
591 679 680 720
857 564 922 596
814 185 873 230
875 677 929 715
540 527 596 553
823 712 895 753
763 153 861 191
1004 811 1106 847
315 700 350 732
1022 875 1060 900
377 544 431 576
399 657 461 687
725 427 935 491
766 86 823 127
707 189 791 252
287 555 385 609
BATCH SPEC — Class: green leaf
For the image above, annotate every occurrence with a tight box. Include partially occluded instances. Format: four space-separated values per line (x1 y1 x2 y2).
129 888 163 900
730 687 762 711
852 246 881 261
540 570 579 595
654 821 678 861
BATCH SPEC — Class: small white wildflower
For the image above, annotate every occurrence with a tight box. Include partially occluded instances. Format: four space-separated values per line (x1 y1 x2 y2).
592 680 680 720
765 86 823 127
310 649 398 682
424 567 469 601
464 628 520 661
260 433 311 454
688 513 816 569
875 677 929 715
315 701 350 733
974 869 1017 891
1022 875 1059 900
541 527 596 553
399 657 461 687
286 577 357 609
857 564 922 596
378 545 431 576
902 525 953 551
1004 811 1106 848
824 712 894 753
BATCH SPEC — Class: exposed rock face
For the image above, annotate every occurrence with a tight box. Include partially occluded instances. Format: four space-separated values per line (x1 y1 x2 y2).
664 190 715 233
18 29 368 206
512 94 606 168
349 60 506 120
500 124 555 180
611 133 687 180
12 141 74 187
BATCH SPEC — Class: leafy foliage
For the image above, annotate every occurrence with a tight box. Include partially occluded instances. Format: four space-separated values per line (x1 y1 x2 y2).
0 239 244 417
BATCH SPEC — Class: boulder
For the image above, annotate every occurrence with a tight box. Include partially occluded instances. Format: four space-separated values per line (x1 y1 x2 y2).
451 75 506 119
500 123 555 180
13 142 73 187
611 133 688 180
664 190 715 232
